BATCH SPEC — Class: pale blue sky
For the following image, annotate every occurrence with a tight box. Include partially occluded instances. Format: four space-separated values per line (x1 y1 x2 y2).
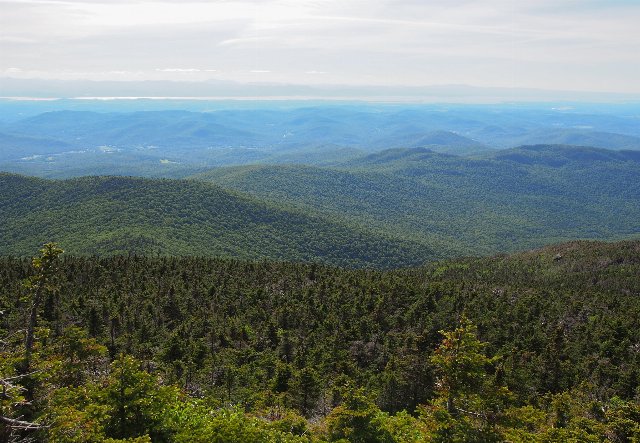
1 0 639 93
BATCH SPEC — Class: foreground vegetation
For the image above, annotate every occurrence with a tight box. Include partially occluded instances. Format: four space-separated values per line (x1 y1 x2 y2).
2 241 640 441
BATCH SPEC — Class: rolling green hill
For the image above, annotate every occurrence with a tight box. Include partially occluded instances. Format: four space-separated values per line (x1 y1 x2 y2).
192 145 640 256
0 173 432 267
0 131 72 160
509 128 640 150
3 144 639 266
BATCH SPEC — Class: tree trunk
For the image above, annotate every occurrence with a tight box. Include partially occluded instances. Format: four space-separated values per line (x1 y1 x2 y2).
23 280 45 372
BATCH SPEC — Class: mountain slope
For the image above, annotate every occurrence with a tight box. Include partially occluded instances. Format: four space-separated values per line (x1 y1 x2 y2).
514 128 640 150
3 110 262 149
374 130 492 155
0 131 72 160
485 143 640 165
0 173 432 267
193 145 640 255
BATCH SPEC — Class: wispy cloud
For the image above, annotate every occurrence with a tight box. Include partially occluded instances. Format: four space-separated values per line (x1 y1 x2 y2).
0 36 37 43
218 36 275 47
1 0 639 93
156 68 203 72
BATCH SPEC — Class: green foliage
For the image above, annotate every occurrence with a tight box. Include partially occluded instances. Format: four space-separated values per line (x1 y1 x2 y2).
1 241 640 441
100 355 180 441
423 317 511 442
54 326 108 386
376 410 425 443
1 243 64 441
290 367 322 417
23 242 64 368
430 317 493 408
48 386 110 443
47 355 181 442
606 397 640 442
325 385 393 443
24 242 64 291
170 405 310 443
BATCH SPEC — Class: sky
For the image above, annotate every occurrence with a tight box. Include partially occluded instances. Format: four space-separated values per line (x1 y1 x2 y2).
1 0 640 94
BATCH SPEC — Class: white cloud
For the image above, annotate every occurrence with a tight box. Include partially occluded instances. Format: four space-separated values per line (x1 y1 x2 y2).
0 0 639 92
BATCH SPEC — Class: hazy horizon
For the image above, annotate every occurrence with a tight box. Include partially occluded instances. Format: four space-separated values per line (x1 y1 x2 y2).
3 79 640 104
2 0 640 99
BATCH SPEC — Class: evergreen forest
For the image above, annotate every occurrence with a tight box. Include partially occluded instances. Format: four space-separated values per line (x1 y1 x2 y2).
1 240 639 442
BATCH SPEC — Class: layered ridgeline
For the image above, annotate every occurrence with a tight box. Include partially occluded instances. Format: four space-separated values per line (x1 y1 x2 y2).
2 105 640 177
192 144 640 256
0 173 430 268
0 240 639 441
2 144 639 265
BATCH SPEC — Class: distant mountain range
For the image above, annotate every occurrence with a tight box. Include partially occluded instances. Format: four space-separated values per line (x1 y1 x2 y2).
1 105 640 178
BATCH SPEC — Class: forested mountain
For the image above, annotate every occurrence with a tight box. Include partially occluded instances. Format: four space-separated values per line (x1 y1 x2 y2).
0 173 430 268
192 144 640 257
1 240 639 441
2 143 639 264
368 130 492 155
505 128 640 151
485 144 640 165
0 132 72 159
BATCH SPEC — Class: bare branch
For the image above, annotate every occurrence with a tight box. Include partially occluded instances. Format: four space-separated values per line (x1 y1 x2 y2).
0 415 48 430
455 406 487 419
1 370 43 384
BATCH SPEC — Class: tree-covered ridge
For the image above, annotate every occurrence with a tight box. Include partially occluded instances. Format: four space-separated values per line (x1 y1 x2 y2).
1 240 639 441
0 173 431 268
3 143 640 265
192 144 640 256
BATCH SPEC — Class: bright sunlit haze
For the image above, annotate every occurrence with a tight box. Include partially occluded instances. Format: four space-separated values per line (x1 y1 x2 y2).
2 0 640 99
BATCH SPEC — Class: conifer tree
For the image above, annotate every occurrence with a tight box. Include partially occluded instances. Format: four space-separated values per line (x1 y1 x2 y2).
23 242 63 371
425 316 511 442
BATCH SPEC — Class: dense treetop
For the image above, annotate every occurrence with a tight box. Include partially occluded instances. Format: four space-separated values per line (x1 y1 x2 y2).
1 240 639 441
